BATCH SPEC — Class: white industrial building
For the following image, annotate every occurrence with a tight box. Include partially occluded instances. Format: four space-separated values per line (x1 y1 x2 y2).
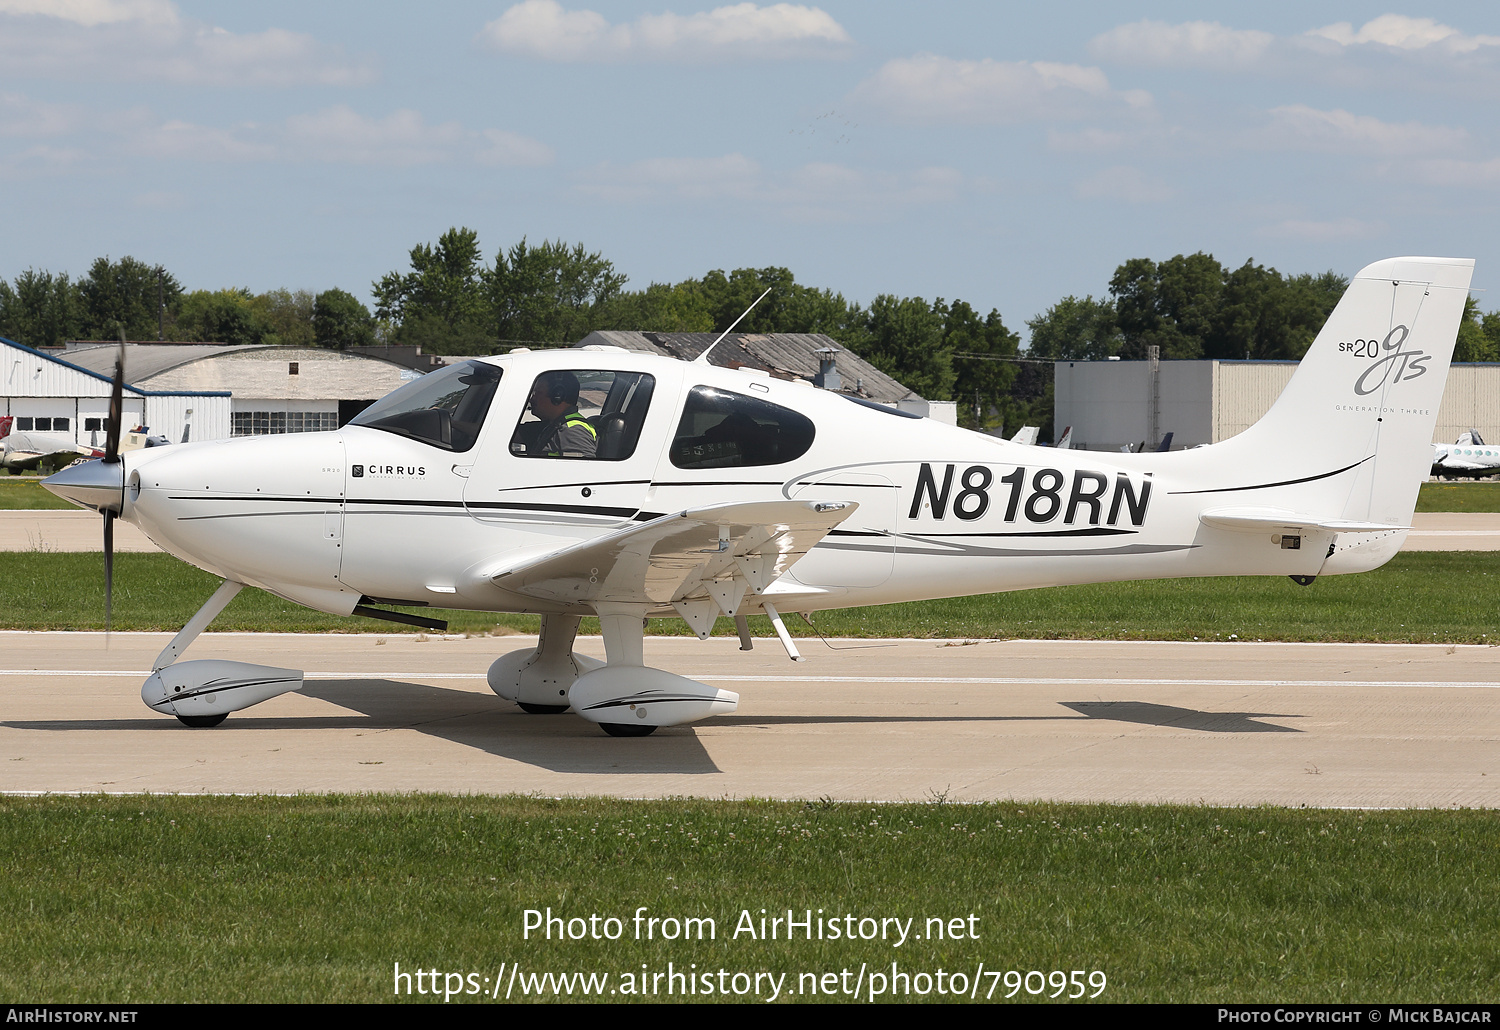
2 337 229 449
2 338 425 451
1054 358 1500 451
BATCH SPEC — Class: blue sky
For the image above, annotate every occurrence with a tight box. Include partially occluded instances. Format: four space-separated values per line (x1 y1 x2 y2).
4 1 1499 340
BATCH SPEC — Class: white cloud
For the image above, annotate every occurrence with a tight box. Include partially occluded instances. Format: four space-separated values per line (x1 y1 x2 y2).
1307 15 1500 53
479 0 851 62
1073 166 1172 204
1250 105 1468 154
0 0 175 26
1089 20 1273 68
0 93 553 170
573 153 964 220
0 0 373 86
1409 158 1500 186
283 106 465 166
477 129 555 167
0 93 85 136
135 119 278 162
854 54 1150 125
1255 218 1386 242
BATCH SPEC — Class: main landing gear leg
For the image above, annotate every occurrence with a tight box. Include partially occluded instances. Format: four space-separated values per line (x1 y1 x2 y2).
568 603 739 738
486 613 603 713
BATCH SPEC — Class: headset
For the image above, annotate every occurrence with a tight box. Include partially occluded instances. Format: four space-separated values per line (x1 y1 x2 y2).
539 371 580 406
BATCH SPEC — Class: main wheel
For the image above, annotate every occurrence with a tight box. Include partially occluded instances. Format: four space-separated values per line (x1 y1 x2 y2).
600 722 657 738
517 703 570 715
176 713 228 728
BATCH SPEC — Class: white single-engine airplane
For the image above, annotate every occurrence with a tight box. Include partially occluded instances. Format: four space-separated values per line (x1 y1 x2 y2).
1432 431 1500 479
43 257 1473 736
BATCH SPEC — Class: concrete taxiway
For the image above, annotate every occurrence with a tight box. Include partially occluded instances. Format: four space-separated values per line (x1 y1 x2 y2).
4 510 1498 552
1 632 1496 806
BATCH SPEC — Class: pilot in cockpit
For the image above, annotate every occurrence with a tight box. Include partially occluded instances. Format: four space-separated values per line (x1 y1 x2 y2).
515 370 598 459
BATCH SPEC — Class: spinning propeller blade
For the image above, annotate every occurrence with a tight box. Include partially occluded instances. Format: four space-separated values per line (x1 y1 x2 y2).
101 332 126 637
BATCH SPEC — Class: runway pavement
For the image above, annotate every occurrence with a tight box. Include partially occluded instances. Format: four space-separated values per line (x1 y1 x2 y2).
2 631 1496 806
3 510 1497 552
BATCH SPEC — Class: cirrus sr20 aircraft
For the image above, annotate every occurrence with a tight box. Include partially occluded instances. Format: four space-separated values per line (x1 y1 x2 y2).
43 256 1473 736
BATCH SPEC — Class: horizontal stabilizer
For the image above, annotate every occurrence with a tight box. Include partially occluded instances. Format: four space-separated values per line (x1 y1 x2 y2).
1199 507 1403 534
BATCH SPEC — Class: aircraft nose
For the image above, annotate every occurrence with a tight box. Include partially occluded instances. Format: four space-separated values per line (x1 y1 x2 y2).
42 458 124 513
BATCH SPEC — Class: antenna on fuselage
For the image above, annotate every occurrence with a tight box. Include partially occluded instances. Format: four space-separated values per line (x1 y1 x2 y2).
694 286 772 364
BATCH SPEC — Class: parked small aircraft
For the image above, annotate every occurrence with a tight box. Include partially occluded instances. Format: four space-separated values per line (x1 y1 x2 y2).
43 257 1473 735
0 416 100 473
1431 430 1500 479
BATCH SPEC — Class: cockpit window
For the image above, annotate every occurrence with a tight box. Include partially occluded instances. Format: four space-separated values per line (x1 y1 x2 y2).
510 369 656 461
670 386 815 469
349 360 502 452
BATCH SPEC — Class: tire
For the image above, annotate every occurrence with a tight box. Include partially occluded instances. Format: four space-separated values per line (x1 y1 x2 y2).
600 722 657 738
176 713 228 728
517 703 570 715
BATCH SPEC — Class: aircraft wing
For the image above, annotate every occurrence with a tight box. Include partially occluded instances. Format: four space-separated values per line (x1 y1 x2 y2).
490 499 857 608
1199 507 1403 534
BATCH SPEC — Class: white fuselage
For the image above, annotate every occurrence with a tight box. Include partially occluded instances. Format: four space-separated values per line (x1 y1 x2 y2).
118 349 1348 621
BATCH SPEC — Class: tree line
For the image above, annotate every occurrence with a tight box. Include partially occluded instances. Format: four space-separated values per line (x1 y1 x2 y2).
0 256 375 351
5 235 1498 440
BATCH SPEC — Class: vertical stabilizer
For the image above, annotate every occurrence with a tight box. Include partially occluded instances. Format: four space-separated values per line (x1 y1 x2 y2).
1220 257 1472 530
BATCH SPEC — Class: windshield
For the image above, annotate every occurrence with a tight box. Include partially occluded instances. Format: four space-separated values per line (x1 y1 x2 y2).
349 361 502 452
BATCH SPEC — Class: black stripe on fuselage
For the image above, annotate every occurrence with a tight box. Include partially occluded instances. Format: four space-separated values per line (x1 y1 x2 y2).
1168 456 1373 496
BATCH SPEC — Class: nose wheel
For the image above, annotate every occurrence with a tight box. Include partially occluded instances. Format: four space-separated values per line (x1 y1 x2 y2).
176 713 228 728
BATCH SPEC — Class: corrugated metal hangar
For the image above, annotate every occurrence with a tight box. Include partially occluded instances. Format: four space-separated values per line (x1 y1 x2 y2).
1055 358 1500 451
1 338 422 450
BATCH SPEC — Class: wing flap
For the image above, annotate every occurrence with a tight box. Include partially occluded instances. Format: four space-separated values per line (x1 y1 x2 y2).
492 499 858 606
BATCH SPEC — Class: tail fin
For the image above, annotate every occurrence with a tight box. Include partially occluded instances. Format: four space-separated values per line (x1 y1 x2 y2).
1155 431 1174 453
1056 425 1073 449
0 416 11 442
1222 256 1472 530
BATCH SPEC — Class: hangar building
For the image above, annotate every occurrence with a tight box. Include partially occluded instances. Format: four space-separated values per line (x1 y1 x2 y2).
1054 358 1500 451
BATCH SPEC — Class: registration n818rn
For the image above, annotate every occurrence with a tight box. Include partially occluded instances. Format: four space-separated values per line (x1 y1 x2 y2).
907 463 1152 528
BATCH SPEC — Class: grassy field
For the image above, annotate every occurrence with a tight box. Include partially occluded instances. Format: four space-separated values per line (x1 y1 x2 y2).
2 550 1495 643
1415 480 1500 511
0 477 74 509
1 795 1495 1004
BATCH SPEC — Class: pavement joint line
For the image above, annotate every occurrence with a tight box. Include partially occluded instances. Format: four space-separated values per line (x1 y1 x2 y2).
5 670 1500 688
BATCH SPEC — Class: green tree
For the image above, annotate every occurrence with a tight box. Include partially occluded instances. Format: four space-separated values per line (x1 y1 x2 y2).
1453 297 1499 363
313 288 376 349
79 256 180 340
943 299 1019 429
373 227 491 352
594 281 715 333
489 237 627 343
251 289 316 348
1481 309 1500 363
1026 295 1120 360
172 289 274 346
1110 252 1225 359
860 294 953 400
0 269 83 348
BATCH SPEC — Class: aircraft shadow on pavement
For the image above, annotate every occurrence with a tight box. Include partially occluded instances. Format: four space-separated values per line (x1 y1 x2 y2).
300 679 722 774
3 679 723 775
1061 701 1303 733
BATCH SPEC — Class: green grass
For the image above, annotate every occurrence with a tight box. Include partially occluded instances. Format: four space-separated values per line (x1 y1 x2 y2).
1 550 1495 643
1416 481 1500 512
1 796 1495 1003
0 477 74 509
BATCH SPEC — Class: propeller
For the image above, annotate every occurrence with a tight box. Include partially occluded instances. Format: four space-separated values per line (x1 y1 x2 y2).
101 333 125 637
